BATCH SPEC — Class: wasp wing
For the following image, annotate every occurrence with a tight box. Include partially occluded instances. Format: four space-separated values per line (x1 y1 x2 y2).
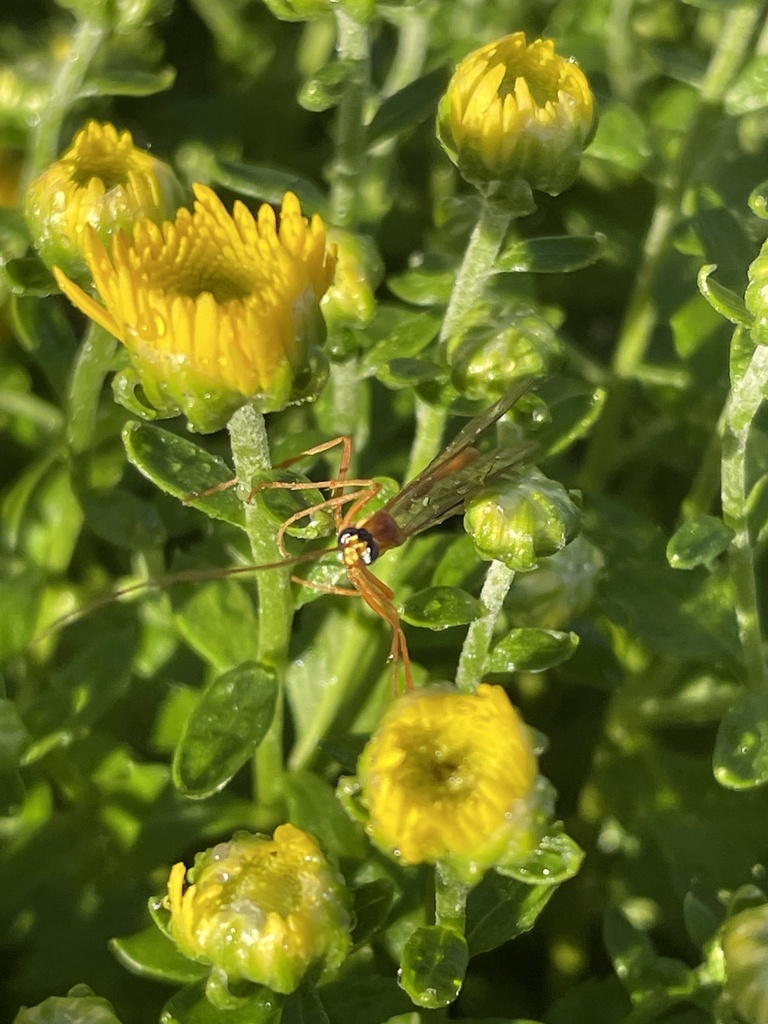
379 378 539 538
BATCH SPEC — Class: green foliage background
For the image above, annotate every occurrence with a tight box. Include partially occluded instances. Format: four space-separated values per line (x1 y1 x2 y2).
3 0 768 1022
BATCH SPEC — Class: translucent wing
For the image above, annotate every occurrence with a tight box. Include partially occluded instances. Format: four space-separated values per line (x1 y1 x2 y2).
377 378 539 538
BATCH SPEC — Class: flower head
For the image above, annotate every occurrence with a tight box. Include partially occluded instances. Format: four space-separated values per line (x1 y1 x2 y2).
54 185 336 432
25 121 182 281
437 32 596 200
165 825 351 995
357 684 538 882
465 468 580 572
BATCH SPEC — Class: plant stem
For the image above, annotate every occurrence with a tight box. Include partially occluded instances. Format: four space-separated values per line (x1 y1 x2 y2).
434 862 468 934
26 18 108 180
329 10 369 228
455 560 516 693
227 404 293 808
722 339 768 692
68 323 117 452
580 2 763 489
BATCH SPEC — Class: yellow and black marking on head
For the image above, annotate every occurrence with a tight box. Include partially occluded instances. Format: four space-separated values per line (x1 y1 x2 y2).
338 526 379 567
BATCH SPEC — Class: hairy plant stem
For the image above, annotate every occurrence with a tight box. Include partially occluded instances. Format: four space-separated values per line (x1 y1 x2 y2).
722 340 768 692
27 18 108 179
329 10 369 229
228 405 292 808
580 2 763 490
455 560 515 693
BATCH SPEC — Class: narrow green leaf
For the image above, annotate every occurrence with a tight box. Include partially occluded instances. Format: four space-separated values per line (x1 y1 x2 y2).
386 263 454 307
495 235 604 274
122 420 245 528
80 489 166 550
584 103 650 172
399 925 469 1009
211 156 328 217
366 65 450 146
362 309 441 367
282 983 330 1024
400 586 483 630
487 629 579 673
109 926 207 984
0 698 31 772
0 568 45 659
1 256 58 296
350 879 396 948
173 579 260 673
666 514 733 570
284 770 367 859
497 826 584 886
697 264 751 325
11 295 80 398
173 662 278 797
79 65 176 98
299 60 355 112
714 693 768 790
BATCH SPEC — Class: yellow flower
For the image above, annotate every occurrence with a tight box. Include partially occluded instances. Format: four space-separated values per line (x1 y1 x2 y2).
437 32 596 199
358 684 538 881
165 825 351 995
54 184 336 432
25 121 182 280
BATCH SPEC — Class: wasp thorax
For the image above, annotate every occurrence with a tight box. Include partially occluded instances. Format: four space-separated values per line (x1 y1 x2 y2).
338 526 378 566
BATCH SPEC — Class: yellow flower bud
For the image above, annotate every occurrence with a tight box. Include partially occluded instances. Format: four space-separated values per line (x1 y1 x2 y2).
357 684 539 882
25 121 183 282
722 902 768 1024
165 825 351 995
54 185 336 432
321 228 383 329
437 33 596 200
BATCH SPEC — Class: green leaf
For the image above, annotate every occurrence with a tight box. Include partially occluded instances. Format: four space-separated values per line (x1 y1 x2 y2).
398 925 469 1009
749 180 768 221
666 515 734 570
79 489 167 550
495 235 605 274
697 264 751 325
162 981 282 1024
122 421 245 529
318 974 413 1024
173 662 278 797
465 872 556 955
0 568 45 659
534 380 607 457
603 908 690 1001
109 926 208 984
714 693 768 790
400 586 483 630
584 103 651 173
366 65 450 146
208 155 328 218
0 206 30 255
299 60 356 112
79 65 176 98
284 770 367 859
487 629 579 673
378 358 443 388
497 826 584 886
726 54 768 115
350 878 396 948
11 295 80 398
362 308 441 369
386 263 455 307
13 987 124 1024
173 579 260 672
1 256 58 297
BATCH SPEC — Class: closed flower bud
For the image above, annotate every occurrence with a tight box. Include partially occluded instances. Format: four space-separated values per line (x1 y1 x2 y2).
321 228 382 328
722 902 768 1024
464 468 580 572
449 306 560 400
165 825 352 995
357 684 539 882
437 33 596 201
25 121 183 283
54 185 336 432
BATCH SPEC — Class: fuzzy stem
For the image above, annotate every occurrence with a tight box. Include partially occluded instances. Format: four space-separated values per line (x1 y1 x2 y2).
227 405 293 808
27 18 108 179
328 10 370 228
722 341 768 692
455 560 516 693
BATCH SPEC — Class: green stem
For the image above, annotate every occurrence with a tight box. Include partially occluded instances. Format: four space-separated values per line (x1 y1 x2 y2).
26 18 108 179
455 560 515 693
434 862 468 934
329 10 370 228
722 339 768 692
580 3 763 489
67 323 118 452
227 405 293 807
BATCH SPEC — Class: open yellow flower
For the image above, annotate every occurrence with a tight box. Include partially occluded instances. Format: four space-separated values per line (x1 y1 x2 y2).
25 120 182 280
358 684 538 882
54 184 336 432
165 825 351 995
437 32 596 199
